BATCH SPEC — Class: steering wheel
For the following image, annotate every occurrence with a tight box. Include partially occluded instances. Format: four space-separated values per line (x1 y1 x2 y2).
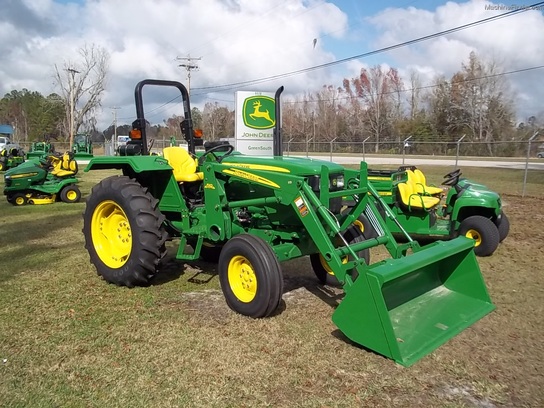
147 138 155 153
443 168 461 179
443 174 461 187
198 144 235 165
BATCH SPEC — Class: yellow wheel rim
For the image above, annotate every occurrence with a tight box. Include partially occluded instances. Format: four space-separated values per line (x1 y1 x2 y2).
66 189 78 201
91 200 132 268
354 219 364 233
319 253 348 275
227 255 257 303
15 196 25 205
465 228 482 247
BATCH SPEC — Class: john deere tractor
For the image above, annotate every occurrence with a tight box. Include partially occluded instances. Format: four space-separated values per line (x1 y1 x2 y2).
72 133 94 159
3 151 81 205
82 79 495 367
367 166 509 256
27 141 54 160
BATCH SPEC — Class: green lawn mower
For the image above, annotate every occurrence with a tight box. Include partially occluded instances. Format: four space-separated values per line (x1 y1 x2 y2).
366 166 509 256
0 146 25 171
81 79 494 367
3 152 81 206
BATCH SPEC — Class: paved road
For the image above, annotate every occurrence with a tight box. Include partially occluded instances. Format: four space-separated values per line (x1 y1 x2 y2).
78 154 544 171
290 154 544 171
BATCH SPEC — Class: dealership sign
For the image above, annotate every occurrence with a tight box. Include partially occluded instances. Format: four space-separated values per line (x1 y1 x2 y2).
234 91 276 156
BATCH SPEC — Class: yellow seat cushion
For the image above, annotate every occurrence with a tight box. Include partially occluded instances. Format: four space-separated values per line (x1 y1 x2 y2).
51 153 78 177
398 182 440 210
412 169 443 195
163 146 204 183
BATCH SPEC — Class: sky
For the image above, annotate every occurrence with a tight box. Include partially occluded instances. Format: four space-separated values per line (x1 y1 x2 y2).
1 0 543 131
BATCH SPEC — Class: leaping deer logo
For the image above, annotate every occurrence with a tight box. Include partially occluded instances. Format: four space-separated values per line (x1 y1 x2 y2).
249 100 274 124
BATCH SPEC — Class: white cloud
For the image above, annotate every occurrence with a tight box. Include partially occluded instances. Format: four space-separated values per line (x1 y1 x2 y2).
0 0 349 128
1 0 542 129
367 0 544 119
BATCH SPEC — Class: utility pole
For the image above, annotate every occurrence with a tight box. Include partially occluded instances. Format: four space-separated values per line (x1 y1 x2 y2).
67 67 80 149
176 55 201 96
110 106 120 153
110 106 120 140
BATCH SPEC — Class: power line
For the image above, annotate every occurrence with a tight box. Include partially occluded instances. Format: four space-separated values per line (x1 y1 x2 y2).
114 1 544 123
191 2 544 94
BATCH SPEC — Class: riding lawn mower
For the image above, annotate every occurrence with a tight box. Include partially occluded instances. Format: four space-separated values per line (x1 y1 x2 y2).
3 151 81 206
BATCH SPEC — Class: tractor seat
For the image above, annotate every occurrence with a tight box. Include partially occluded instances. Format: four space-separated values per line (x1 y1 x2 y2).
397 181 440 210
51 153 78 177
163 146 204 183
409 169 443 195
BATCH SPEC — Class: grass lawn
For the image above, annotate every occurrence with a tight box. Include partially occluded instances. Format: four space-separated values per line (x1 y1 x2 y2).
0 164 543 407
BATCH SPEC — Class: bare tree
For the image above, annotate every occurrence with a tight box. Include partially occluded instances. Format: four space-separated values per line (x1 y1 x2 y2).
449 52 515 152
343 66 404 152
54 43 110 146
202 102 233 140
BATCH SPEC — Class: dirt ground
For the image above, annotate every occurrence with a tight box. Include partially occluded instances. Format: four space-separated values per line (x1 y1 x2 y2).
152 192 544 407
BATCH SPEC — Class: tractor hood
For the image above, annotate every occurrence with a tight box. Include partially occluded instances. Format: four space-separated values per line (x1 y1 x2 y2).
220 154 345 176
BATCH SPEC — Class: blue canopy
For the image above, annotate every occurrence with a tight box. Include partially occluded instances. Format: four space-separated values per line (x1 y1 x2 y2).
0 124 14 135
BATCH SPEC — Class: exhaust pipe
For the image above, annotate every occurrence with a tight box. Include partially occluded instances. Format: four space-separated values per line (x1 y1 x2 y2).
273 86 284 157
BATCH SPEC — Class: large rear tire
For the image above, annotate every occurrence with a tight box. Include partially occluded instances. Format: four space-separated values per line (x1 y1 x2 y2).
495 211 510 243
82 175 167 287
458 215 500 257
218 234 283 318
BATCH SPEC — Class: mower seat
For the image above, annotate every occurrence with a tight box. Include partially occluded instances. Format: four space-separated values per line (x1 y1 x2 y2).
163 146 204 183
397 181 440 210
51 153 78 177
410 169 443 195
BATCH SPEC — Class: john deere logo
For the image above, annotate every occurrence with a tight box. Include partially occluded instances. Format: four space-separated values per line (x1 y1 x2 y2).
243 96 276 129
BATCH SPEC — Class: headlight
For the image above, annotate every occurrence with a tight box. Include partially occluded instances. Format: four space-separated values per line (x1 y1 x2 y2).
333 175 344 189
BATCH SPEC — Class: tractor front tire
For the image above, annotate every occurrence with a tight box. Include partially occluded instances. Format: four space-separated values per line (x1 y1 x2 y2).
310 226 370 285
60 184 81 203
82 175 167 287
218 234 283 318
0 159 5 172
458 215 500 257
495 211 510 243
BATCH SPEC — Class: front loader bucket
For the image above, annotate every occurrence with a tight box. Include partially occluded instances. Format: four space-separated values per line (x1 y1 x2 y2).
332 237 495 367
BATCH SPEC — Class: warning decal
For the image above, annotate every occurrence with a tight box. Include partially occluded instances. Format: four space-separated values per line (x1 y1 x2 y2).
294 196 309 217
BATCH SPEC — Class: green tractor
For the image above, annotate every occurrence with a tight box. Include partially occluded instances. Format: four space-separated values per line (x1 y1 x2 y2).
367 166 509 257
3 151 81 205
82 79 495 367
27 141 55 160
72 133 94 159
0 145 25 171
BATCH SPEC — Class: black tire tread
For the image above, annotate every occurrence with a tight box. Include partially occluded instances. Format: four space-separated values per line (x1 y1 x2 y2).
459 215 500 257
83 175 166 287
218 234 283 318
60 184 81 203
495 211 510 243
